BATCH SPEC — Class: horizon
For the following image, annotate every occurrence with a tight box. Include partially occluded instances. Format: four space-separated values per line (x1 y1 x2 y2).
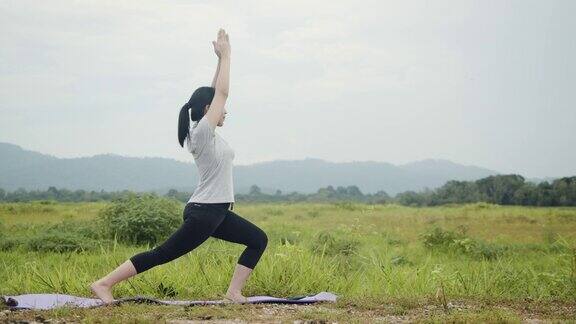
3 140 566 181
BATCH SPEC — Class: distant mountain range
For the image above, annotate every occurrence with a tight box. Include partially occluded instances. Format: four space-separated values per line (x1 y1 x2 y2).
0 142 503 195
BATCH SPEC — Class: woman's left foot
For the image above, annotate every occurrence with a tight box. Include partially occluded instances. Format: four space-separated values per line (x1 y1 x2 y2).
223 290 248 303
90 280 115 304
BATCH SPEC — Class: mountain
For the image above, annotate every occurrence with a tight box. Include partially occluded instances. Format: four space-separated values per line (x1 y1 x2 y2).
399 159 499 186
0 142 195 194
0 142 499 195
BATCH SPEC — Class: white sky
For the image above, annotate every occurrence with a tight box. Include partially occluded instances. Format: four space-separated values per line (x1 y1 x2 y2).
1 0 574 178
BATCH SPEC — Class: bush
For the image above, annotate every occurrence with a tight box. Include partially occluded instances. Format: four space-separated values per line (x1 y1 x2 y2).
26 232 104 253
311 230 360 256
450 237 505 260
98 193 182 246
47 218 106 240
0 237 26 251
421 227 463 249
421 227 504 260
0 220 111 253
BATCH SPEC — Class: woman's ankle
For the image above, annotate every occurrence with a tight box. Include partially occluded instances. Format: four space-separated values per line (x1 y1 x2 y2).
226 288 242 295
94 278 112 288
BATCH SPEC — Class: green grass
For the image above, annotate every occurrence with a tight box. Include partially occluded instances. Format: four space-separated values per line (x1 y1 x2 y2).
1 201 575 322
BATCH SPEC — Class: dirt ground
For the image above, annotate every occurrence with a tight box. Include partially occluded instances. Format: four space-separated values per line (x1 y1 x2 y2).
1 299 575 323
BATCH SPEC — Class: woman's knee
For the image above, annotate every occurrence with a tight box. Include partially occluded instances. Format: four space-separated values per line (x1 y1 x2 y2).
255 229 268 250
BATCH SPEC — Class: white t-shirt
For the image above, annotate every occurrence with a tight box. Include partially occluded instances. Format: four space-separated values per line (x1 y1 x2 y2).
186 115 235 203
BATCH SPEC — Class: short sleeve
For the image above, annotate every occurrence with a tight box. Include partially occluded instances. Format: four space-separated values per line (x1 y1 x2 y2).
188 115 215 155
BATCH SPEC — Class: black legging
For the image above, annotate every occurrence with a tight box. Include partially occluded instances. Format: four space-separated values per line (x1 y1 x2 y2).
129 202 268 274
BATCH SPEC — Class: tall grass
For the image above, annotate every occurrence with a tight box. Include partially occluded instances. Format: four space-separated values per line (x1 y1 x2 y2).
0 201 575 303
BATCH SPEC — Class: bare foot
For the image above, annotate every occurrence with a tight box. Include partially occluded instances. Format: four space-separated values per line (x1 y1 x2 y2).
90 280 115 304
224 290 248 303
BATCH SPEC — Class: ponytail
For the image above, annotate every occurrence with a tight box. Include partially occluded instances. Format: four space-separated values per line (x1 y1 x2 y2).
177 102 191 147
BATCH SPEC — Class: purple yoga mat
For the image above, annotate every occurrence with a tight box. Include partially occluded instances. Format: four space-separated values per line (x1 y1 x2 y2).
1 291 338 310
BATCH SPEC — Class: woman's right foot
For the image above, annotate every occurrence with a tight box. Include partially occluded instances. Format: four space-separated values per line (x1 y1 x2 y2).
90 280 115 304
223 290 248 303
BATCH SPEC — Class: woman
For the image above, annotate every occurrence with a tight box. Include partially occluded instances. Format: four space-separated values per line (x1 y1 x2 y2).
90 28 268 304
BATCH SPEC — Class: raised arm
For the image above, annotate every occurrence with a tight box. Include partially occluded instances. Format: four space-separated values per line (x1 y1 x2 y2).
215 53 230 96
211 57 221 88
205 29 230 129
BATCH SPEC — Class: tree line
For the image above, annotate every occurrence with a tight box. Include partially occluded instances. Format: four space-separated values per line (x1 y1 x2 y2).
395 175 576 206
0 174 574 206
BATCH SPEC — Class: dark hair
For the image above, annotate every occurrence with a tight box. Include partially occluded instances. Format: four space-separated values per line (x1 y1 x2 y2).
178 86 216 147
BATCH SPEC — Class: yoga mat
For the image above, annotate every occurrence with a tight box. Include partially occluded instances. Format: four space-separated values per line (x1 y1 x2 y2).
1 291 338 310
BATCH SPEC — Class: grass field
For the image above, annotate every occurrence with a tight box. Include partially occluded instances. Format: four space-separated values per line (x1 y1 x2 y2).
1 201 575 322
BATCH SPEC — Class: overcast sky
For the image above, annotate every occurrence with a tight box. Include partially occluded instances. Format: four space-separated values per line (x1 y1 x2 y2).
1 0 574 178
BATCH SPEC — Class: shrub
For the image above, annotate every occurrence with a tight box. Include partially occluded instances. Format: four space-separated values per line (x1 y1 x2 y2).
0 218 112 252
421 227 504 260
451 237 505 260
311 230 360 256
26 232 104 253
98 193 182 246
421 227 463 249
47 218 106 240
0 237 26 251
